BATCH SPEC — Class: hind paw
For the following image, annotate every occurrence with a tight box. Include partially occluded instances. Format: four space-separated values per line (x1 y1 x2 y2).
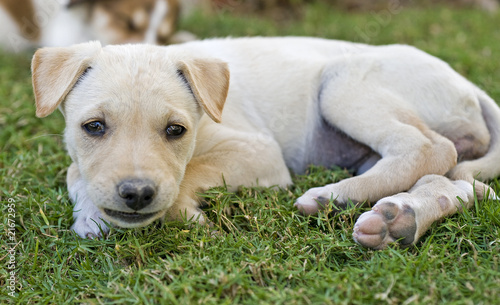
353 201 417 249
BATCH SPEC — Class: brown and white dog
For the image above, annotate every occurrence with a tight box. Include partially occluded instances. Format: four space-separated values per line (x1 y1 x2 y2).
0 0 189 52
32 37 500 249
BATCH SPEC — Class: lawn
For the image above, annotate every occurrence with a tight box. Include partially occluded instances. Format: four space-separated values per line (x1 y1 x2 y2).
1 2 499 304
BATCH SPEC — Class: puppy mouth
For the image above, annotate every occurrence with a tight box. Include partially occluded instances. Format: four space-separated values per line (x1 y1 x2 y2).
103 209 159 223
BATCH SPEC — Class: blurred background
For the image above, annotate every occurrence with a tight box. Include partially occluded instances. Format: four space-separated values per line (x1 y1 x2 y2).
183 0 499 20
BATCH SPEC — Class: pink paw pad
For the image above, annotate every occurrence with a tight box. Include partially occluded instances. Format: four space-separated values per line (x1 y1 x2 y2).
353 201 417 249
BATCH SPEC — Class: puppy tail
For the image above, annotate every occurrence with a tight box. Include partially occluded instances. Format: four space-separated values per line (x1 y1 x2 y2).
448 88 500 200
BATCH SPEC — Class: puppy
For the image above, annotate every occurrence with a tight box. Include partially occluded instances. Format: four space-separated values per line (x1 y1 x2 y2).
32 37 500 249
0 0 188 52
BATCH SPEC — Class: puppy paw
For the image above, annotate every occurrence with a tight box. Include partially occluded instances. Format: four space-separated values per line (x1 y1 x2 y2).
353 201 416 250
71 210 110 239
294 186 346 215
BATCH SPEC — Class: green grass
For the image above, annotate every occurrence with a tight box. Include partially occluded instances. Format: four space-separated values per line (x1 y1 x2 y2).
1 3 500 304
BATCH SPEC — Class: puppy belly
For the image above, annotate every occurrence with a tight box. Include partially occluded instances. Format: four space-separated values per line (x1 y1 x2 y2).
304 118 377 173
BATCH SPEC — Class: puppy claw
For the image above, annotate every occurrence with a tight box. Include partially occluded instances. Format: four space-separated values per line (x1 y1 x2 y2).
489 192 500 201
353 201 417 250
85 232 100 240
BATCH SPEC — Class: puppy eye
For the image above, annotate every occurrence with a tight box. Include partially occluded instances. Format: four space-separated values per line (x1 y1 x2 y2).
165 124 186 138
83 121 106 136
127 19 137 32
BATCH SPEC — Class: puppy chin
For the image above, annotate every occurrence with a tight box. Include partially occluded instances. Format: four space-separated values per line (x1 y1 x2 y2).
99 207 166 228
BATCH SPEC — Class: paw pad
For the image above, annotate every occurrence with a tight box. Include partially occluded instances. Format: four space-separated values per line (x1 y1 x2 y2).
353 201 417 249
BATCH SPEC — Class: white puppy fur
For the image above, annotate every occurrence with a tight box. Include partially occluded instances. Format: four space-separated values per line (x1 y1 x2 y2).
31 37 500 249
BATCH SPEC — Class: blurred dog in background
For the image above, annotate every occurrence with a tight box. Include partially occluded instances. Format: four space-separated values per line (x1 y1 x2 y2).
0 0 193 52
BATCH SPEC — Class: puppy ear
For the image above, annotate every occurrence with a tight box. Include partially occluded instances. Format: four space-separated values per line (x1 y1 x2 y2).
177 58 230 123
31 41 102 118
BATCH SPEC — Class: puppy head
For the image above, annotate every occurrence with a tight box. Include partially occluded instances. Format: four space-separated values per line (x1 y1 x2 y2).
71 0 180 45
32 41 229 227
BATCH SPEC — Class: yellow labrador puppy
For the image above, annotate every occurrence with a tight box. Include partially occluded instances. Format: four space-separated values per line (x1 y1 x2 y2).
32 37 500 249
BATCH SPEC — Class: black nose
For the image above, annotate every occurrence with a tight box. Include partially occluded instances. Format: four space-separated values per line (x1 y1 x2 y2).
117 179 156 211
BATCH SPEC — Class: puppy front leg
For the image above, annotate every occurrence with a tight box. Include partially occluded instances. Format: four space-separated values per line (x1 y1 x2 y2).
166 133 292 223
67 163 109 238
352 175 482 249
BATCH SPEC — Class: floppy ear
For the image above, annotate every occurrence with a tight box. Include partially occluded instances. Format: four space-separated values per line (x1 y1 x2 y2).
31 41 102 118
177 58 230 123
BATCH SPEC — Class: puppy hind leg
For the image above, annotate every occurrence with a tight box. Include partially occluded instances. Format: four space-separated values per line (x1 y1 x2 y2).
295 120 458 215
296 75 458 214
448 92 500 200
353 175 475 249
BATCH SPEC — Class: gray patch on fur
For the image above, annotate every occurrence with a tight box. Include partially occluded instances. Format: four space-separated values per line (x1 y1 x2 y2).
305 118 376 172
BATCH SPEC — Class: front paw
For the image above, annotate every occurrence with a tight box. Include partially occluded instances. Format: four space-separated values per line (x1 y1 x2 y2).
71 209 110 239
294 186 345 215
167 197 207 224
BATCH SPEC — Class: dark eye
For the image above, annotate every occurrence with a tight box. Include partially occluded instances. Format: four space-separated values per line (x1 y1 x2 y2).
165 124 186 138
83 121 105 136
127 19 137 32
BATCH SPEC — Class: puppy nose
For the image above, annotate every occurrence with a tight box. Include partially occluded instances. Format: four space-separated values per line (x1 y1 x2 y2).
117 179 156 211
